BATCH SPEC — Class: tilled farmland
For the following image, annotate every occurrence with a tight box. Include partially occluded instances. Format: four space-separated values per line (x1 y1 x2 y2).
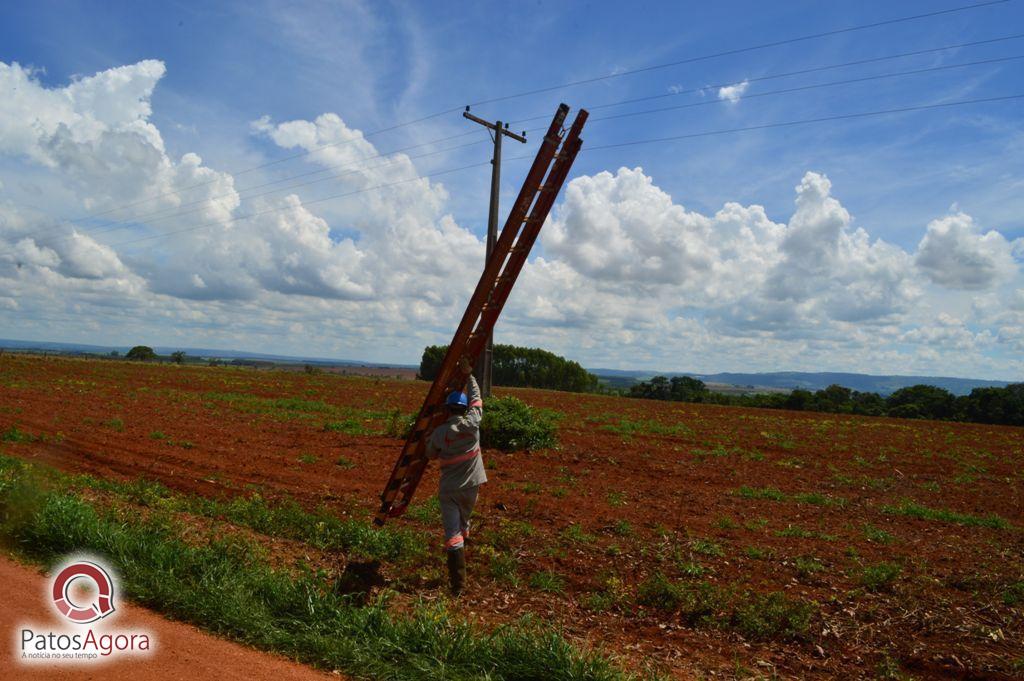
1 354 1022 679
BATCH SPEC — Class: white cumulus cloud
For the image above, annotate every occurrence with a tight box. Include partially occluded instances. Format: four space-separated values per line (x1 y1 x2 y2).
718 80 749 103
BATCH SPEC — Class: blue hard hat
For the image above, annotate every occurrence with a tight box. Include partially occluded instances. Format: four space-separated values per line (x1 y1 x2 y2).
446 391 468 408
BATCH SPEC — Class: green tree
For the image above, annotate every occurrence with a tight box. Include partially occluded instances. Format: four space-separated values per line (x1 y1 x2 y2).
419 344 599 393
886 385 956 420
126 346 156 362
170 351 186 364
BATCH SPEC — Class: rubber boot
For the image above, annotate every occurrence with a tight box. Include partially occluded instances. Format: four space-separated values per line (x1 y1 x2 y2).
447 548 466 596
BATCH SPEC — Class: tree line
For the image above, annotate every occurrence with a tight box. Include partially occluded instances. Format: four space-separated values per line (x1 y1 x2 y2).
419 344 600 393
627 375 1024 426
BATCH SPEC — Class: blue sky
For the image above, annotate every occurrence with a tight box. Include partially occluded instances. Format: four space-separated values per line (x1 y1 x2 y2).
1 0 1022 378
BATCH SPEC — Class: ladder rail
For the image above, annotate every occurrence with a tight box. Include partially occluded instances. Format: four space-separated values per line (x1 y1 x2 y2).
374 104 587 524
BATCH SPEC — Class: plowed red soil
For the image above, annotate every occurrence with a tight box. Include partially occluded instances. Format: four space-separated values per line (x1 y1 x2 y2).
1 354 1022 680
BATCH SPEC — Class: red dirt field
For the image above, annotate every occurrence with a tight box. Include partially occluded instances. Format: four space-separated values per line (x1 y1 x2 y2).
1 354 1022 679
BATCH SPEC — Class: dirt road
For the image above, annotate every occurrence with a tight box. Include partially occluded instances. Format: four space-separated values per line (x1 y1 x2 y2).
0 554 335 681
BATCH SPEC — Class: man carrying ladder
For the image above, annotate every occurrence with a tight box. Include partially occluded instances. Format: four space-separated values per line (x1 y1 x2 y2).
425 356 487 595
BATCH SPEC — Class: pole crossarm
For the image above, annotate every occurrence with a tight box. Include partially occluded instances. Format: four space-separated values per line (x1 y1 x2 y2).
462 109 528 142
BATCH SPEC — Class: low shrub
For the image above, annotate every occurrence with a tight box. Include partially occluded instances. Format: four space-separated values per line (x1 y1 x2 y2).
480 396 559 451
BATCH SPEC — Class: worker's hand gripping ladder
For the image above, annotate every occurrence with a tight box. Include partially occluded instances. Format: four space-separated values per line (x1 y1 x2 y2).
375 104 588 525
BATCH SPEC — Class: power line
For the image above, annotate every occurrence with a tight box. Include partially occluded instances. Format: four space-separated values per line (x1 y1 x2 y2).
573 93 1024 153
468 0 1012 108
509 33 1024 125
58 0 1011 225
585 55 1024 126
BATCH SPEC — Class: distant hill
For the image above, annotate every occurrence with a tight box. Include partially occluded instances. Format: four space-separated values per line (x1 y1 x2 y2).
591 369 1012 396
0 338 417 369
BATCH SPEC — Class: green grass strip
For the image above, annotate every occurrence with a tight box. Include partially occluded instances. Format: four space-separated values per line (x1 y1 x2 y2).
882 500 1009 529
0 455 638 680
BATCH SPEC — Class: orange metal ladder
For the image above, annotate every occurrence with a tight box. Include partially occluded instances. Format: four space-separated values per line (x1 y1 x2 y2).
374 103 588 525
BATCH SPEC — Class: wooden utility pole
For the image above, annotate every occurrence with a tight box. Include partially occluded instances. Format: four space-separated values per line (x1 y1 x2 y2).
463 107 527 398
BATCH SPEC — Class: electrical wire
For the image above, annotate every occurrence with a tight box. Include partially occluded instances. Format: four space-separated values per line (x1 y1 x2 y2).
508 33 1024 126
60 0 1012 225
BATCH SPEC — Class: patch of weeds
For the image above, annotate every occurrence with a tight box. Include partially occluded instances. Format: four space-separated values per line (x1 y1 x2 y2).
485 519 535 550
584 575 627 613
480 396 559 451
862 524 895 544
521 481 541 495
149 431 168 441
737 485 786 501
334 456 356 469
678 561 706 578
612 519 633 537
1 426 37 443
860 562 902 592
1002 581 1024 606
715 516 739 530
792 556 826 579
792 492 847 507
637 574 724 624
776 457 806 469
919 481 940 492
324 419 373 435
743 517 769 531
775 525 837 542
730 591 814 640
882 500 1009 529
561 523 597 544
600 417 693 439
551 486 568 499
405 495 440 524
690 538 724 557
744 545 771 560
103 417 125 432
528 570 566 594
556 466 577 486
606 491 626 507
487 552 519 587
760 431 796 450
383 409 414 438
297 453 318 465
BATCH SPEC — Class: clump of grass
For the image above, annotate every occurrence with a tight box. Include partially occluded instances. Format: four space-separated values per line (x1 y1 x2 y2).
405 495 440 524
606 491 626 507
690 538 724 557
715 516 739 530
775 525 837 542
487 553 519 586
612 519 633 537
480 396 559 451
1003 581 1024 606
737 485 786 501
677 561 706 578
599 417 693 439
149 430 168 440
744 545 771 560
297 453 318 464
324 418 372 435
860 562 902 592
729 591 814 640
384 409 414 438
334 456 356 469
561 523 597 544
862 524 895 544
529 570 566 594
1 426 36 443
792 556 825 579
637 574 723 623
103 417 125 432
882 500 1009 529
